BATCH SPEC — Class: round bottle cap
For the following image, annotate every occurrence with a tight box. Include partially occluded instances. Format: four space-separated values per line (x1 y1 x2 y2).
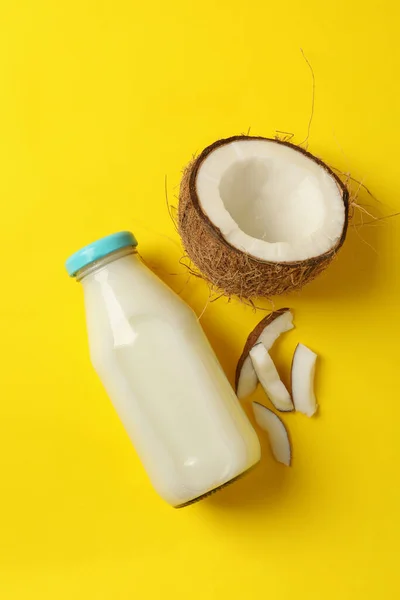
66 231 138 277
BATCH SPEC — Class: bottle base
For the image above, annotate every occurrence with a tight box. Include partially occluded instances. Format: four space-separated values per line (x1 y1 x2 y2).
174 460 260 509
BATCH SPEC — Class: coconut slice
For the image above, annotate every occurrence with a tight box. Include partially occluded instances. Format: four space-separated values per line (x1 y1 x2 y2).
179 136 349 298
249 344 294 412
252 402 291 466
235 308 293 399
291 343 318 416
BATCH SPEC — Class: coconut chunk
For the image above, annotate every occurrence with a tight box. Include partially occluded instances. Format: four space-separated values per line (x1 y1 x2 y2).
235 308 294 399
249 344 294 412
236 360 259 400
291 343 318 416
252 402 291 466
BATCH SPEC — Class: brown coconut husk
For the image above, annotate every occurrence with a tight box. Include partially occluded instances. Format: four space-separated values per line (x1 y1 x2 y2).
178 135 349 299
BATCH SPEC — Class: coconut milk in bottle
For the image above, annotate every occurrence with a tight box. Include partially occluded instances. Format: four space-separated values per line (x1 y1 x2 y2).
66 232 260 507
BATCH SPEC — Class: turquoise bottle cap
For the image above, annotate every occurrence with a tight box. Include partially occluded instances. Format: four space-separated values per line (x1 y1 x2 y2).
66 231 138 277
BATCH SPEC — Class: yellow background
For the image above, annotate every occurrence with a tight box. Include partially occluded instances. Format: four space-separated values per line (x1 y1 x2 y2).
1 1 399 598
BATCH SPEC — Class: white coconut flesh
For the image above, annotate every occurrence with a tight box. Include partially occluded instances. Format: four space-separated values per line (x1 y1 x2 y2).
236 362 258 400
249 344 294 412
252 402 291 466
196 139 346 263
237 310 294 399
292 343 318 416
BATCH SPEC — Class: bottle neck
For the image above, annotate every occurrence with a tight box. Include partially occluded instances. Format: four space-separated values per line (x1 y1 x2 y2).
76 247 137 282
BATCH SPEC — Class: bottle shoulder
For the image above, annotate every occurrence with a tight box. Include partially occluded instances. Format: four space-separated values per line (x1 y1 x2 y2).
83 257 200 354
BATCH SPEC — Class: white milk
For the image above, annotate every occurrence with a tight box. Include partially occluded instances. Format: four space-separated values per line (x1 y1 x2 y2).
74 243 260 507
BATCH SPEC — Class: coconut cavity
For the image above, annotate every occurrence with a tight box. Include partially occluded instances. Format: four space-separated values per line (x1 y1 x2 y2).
219 157 325 245
179 136 349 298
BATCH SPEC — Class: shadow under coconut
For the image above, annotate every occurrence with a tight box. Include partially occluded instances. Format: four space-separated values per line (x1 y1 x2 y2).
296 219 384 303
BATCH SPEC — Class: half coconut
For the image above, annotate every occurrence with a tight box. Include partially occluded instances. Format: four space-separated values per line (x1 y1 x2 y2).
179 136 349 298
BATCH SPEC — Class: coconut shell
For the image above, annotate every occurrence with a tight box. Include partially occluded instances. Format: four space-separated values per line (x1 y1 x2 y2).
178 135 349 299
